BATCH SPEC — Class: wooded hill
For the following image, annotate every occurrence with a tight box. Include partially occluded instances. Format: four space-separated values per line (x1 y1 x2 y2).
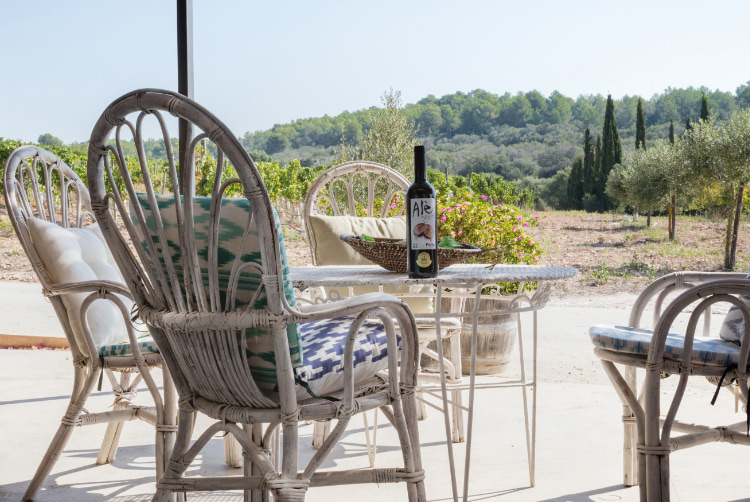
240 84 750 184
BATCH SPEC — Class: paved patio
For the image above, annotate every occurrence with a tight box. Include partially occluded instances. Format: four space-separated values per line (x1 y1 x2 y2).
0 283 748 501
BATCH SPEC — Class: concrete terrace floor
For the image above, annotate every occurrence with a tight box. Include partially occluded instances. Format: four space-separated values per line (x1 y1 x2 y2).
1 282 749 501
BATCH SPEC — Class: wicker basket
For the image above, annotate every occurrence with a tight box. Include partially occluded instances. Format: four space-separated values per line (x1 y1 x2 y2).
340 235 483 273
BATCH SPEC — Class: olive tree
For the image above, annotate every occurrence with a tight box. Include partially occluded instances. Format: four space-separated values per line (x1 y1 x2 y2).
362 89 418 179
681 118 737 268
721 108 750 268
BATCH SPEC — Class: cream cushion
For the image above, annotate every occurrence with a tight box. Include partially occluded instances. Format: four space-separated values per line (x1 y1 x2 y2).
27 217 133 356
307 214 433 313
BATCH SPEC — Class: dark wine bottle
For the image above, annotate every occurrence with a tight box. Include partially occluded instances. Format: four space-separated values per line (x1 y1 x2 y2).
407 145 438 278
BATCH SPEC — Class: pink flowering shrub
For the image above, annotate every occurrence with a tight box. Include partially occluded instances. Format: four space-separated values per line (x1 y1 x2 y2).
437 190 543 267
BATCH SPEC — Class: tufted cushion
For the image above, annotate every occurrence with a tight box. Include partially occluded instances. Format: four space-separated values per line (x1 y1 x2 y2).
27 217 134 356
590 324 747 368
295 315 398 400
307 213 433 314
130 193 300 386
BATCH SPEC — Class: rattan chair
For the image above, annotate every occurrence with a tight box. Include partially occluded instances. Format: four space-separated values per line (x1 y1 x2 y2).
302 161 465 446
3 146 176 501
590 271 750 501
86 89 426 502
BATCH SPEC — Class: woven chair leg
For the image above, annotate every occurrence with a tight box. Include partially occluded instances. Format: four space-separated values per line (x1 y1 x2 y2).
23 365 99 501
416 391 428 421
450 389 465 443
391 397 427 502
153 409 195 502
96 420 126 465
22 422 77 501
224 434 243 468
311 420 331 449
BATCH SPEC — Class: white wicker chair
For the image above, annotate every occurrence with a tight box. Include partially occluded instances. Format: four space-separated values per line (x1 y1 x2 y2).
86 89 427 502
3 146 176 501
303 160 465 446
590 271 750 501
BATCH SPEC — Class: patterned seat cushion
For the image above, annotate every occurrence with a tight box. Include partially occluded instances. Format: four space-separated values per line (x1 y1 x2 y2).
99 336 160 357
130 193 300 386
295 315 399 399
590 324 746 368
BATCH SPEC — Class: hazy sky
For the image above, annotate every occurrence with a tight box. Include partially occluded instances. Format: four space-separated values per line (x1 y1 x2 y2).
2 0 749 144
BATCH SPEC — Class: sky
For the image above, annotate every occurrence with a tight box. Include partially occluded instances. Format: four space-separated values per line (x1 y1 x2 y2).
2 0 749 144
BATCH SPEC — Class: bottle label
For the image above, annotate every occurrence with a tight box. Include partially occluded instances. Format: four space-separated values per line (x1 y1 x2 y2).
410 198 436 250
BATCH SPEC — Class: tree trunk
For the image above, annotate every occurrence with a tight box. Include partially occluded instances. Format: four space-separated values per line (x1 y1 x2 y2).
671 194 676 241
667 202 673 240
724 185 736 270
647 208 651 228
729 185 745 270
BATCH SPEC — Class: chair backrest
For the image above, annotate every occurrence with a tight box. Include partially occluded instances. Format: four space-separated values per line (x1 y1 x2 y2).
3 146 95 356
86 89 298 408
302 160 408 265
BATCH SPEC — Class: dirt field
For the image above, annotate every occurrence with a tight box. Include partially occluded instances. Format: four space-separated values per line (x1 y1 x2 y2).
2 206 747 298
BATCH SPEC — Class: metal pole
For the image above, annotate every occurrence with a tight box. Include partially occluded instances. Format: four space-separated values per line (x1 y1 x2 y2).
177 0 194 189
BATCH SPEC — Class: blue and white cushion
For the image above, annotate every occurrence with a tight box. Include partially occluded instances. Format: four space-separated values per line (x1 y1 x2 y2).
98 336 160 357
295 315 399 399
590 324 746 368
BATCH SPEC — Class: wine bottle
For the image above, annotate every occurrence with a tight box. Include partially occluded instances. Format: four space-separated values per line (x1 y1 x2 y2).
407 145 438 278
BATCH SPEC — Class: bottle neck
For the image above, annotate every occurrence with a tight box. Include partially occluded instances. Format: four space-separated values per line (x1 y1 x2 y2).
414 145 426 181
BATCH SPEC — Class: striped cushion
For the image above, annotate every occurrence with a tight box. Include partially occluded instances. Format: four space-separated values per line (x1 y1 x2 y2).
130 193 300 386
99 336 160 357
296 315 398 398
590 324 746 368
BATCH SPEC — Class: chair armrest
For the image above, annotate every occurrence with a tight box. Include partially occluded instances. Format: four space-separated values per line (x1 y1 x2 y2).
43 279 133 300
292 292 413 323
629 271 747 329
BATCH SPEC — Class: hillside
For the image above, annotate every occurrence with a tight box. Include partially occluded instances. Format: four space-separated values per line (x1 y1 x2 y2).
239 84 750 183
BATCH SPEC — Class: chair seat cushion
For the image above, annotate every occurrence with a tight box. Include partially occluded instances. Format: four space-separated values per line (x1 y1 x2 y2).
99 336 160 357
590 324 746 368
295 315 399 399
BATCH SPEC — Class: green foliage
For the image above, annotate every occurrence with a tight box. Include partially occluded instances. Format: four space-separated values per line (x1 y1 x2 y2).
427 169 534 207
360 89 418 179
700 94 710 122
38 134 64 148
669 119 675 144
265 132 290 155
436 190 543 268
581 192 601 213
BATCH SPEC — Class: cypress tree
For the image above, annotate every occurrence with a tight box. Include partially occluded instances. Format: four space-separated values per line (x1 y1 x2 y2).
669 119 675 144
599 95 621 210
583 128 595 195
700 94 709 122
594 133 602 184
567 156 584 209
635 98 646 150
685 116 693 132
